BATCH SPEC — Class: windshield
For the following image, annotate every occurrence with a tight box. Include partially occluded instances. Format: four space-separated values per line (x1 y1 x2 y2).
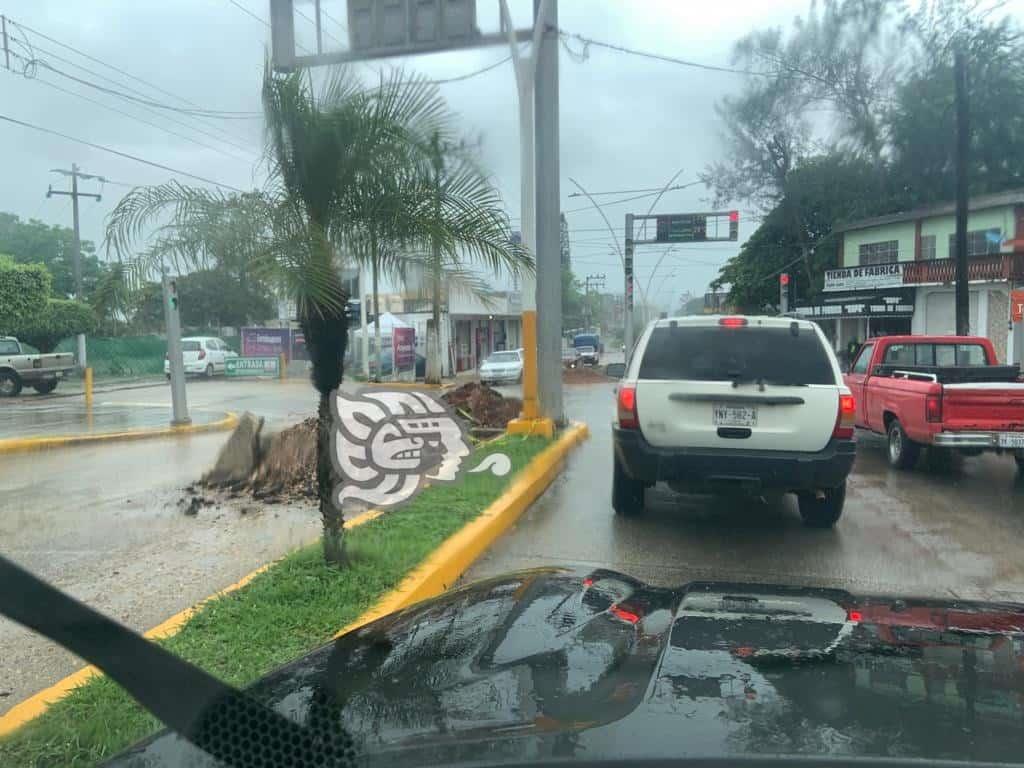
3 2 1024 767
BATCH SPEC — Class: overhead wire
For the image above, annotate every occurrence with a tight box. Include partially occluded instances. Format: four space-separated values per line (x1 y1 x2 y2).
0 112 244 191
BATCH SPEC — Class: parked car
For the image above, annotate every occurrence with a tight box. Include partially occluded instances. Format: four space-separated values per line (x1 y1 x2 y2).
608 315 856 527
0 336 75 396
370 349 427 379
844 335 1024 469
479 349 524 384
165 337 238 379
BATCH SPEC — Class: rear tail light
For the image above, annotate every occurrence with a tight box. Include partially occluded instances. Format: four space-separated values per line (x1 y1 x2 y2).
833 393 856 439
617 384 638 429
198 349 206 360
719 316 748 327
926 393 942 422
848 610 863 623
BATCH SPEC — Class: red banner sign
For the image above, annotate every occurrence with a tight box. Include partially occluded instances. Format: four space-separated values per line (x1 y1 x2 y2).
1012 290 1024 323
392 327 415 369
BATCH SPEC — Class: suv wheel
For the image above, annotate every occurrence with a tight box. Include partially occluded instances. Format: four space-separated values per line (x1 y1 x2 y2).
887 418 920 469
798 482 846 528
612 457 644 516
204 363 215 379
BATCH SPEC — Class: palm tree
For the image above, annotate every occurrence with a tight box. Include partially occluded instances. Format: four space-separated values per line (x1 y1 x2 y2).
105 66 529 565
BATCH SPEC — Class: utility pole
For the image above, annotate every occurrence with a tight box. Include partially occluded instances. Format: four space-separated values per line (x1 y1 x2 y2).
535 0 563 425
47 164 102 372
583 273 605 332
954 46 970 336
624 213 635 354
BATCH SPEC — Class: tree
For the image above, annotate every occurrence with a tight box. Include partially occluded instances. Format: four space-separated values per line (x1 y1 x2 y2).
0 212 105 298
0 255 50 335
105 66 526 566
172 269 275 330
418 133 530 383
12 299 97 352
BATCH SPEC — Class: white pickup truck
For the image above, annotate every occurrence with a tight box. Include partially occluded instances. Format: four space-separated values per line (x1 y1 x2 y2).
0 337 76 396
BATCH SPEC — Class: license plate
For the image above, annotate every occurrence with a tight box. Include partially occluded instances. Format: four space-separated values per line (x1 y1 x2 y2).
998 433 1024 448
713 404 757 427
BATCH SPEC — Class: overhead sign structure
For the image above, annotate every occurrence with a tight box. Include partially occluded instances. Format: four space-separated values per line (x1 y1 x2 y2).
824 263 905 292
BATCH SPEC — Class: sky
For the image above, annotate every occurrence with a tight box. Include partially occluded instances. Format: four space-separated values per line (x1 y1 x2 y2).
2 0 1021 312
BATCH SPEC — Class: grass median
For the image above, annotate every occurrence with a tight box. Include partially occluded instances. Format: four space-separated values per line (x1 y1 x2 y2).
1 434 552 768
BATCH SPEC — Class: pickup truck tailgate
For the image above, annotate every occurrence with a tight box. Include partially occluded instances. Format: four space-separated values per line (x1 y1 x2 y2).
942 383 1024 431
33 353 74 371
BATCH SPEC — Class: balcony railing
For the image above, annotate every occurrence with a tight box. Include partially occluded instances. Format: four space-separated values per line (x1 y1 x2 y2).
902 253 1024 284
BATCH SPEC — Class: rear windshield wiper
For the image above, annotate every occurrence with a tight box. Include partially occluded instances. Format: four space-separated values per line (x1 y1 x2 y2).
726 370 765 391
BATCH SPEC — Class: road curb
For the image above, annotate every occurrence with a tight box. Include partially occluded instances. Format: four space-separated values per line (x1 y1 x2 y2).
332 422 590 637
0 508 384 736
0 412 240 455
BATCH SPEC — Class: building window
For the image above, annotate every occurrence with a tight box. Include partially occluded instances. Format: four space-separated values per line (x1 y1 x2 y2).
920 234 936 260
859 240 899 265
948 228 1002 259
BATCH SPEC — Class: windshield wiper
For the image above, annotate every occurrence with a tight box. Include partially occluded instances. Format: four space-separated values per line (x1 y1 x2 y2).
0 554 354 768
727 370 766 392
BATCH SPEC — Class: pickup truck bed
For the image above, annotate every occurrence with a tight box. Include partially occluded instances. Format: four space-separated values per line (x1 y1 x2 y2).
845 335 1024 469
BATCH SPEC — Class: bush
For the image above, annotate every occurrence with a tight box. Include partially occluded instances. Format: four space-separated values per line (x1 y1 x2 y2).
12 299 97 352
0 256 51 335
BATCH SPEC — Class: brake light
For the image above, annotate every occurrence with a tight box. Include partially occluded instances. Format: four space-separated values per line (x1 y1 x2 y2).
198 349 206 360
582 577 594 587
926 393 942 423
609 604 641 625
719 316 748 327
833 393 856 439
848 610 863 623
617 385 638 429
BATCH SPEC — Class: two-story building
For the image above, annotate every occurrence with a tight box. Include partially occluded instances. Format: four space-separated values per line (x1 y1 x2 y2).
793 189 1024 364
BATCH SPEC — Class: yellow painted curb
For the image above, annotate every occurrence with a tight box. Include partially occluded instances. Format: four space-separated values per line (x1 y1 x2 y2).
333 422 590 637
0 412 240 455
0 508 384 736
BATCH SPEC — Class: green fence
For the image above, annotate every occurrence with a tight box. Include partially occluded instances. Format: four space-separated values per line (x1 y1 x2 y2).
55 335 166 379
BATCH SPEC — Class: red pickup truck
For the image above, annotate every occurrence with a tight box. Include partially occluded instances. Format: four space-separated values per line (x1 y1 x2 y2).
844 335 1024 470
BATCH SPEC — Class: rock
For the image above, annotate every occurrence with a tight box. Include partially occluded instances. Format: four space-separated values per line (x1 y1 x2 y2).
202 412 265 488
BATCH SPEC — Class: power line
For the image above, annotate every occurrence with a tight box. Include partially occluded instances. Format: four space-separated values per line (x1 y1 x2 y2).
558 29 771 78
0 112 244 191
5 62 256 163
295 6 345 48
427 55 511 84
9 17 263 118
7 37 259 153
226 0 315 56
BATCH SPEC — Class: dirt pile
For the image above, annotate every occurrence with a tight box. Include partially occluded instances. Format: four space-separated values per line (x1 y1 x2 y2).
563 365 612 384
443 382 521 428
247 417 318 501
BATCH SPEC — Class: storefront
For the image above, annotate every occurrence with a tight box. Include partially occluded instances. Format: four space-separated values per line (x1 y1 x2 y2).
793 288 916 364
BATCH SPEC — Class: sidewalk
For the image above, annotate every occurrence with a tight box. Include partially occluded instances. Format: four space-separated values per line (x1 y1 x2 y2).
0 402 234 444
36 375 168 399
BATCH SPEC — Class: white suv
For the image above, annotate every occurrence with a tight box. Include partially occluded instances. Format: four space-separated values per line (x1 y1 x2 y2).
610 315 856 527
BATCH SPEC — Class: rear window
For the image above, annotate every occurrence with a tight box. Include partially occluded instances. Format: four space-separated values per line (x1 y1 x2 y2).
883 343 988 366
638 326 835 385
182 341 201 352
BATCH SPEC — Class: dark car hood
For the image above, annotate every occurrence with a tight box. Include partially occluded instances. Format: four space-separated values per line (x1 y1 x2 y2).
106 568 1024 767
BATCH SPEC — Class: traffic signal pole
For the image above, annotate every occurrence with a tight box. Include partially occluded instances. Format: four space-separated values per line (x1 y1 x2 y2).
502 0 555 437
162 274 190 426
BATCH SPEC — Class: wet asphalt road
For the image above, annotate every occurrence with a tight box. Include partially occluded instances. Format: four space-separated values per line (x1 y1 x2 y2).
0 378 322 712
469 379 1024 603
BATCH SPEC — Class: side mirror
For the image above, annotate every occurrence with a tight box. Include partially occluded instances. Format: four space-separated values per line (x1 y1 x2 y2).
605 362 626 379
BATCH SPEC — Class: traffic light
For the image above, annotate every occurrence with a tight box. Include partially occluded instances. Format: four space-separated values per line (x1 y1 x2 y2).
780 273 790 287
729 210 739 241
168 280 180 312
